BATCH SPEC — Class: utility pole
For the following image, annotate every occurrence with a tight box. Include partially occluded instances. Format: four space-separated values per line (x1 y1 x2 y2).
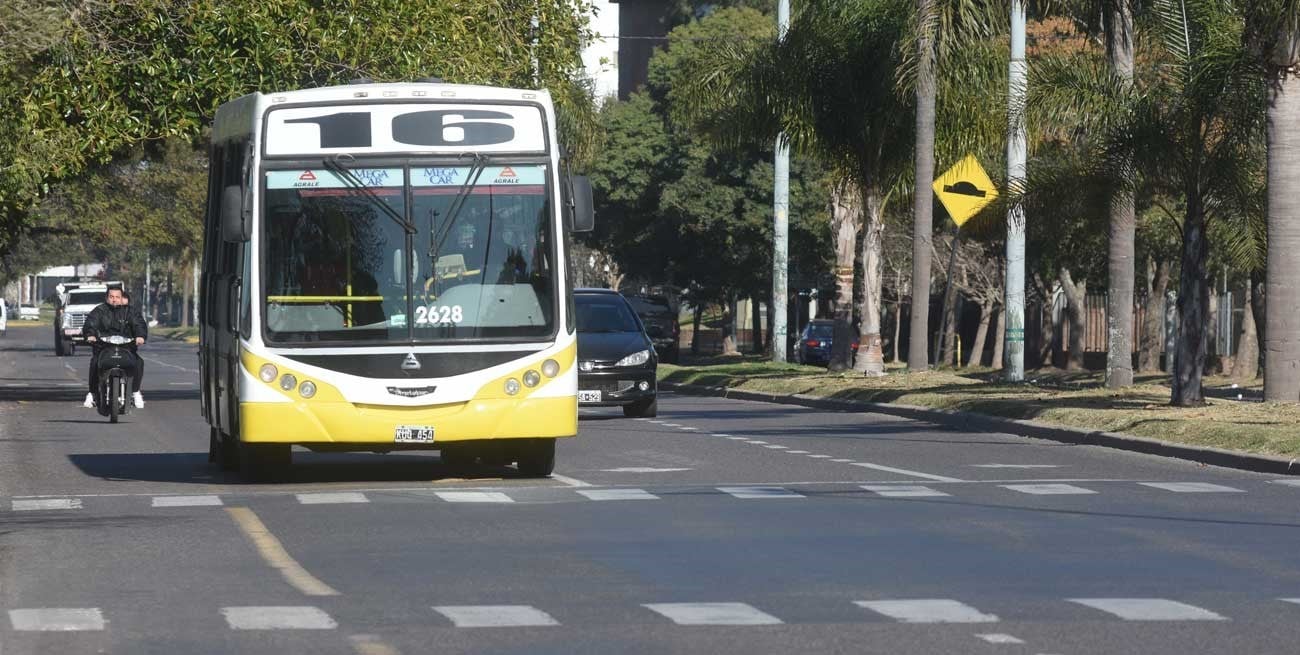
1003 0 1027 381
144 252 151 322
771 0 791 362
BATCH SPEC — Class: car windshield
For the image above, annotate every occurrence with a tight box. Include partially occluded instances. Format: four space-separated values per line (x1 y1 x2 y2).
627 297 672 317
68 291 103 306
576 296 640 333
261 164 554 343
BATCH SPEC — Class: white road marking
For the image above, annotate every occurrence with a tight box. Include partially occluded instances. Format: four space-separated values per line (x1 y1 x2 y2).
808 455 834 459
727 436 749 441
855 599 999 623
152 495 223 507
850 462 965 483
678 426 700 431
971 464 1063 469
600 467 692 473
222 606 338 630
713 433 733 437
167 382 193 386
1281 598 1300 606
433 605 558 627
550 474 594 488
1140 482 1245 493
577 489 660 501
1002 483 1097 495
717 486 805 499
435 491 514 503
643 602 782 626
1270 480 1300 488
1068 598 1227 621
763 445 789 450
12 498 81 511
862 485 950 498
296 492 369 505
9 608 106 631
661 423 682 427
786 450 810 454
745 440 769 445
831 459 854 463
976 633 1026 644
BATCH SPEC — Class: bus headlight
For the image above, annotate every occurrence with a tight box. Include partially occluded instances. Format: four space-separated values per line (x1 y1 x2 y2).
541 359 560 377
523 370 541 387
259 364 278 383
280 373 297 391
504 378 521 395
299 380 317 398
616 349 650 367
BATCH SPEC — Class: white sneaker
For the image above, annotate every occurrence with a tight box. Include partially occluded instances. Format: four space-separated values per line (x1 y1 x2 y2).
83 393 95 408
133 391 144 409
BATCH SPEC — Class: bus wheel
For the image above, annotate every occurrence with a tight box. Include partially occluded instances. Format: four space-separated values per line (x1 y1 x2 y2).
209 428 240 471
239 443 291 483
515 438 555 477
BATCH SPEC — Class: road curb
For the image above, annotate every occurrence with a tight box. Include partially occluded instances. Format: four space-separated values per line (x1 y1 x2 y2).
660 381 1300 476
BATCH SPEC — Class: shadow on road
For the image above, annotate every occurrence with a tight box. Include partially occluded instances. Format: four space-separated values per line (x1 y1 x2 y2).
67 451 532 486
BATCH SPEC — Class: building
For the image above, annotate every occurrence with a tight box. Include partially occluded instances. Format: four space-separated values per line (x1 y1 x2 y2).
609 0 673 99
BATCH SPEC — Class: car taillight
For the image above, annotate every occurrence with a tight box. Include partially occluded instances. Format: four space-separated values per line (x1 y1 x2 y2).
806 339 820 347
851 341 859 350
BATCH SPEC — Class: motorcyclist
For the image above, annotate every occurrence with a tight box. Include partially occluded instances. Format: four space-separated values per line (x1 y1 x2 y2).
82 288 147 409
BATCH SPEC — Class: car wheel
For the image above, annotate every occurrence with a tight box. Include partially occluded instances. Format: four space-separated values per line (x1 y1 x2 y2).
623 396 657 418
515 438 556 477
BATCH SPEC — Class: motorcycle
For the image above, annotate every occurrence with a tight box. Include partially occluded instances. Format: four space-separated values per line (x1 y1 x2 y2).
94 335 137 423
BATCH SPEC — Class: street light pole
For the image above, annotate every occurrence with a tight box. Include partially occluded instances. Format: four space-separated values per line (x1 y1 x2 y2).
1004 0 1027 380
771 0 791 362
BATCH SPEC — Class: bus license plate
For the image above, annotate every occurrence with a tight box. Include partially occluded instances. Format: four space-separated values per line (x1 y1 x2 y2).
394 425 434 443
578 390 602 403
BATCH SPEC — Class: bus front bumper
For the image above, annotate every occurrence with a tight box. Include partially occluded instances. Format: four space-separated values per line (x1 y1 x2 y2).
240 395 578 446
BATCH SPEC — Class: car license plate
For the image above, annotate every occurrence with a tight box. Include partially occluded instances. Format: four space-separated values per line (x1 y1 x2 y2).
394 425 434 443
578 390 602 403
64 328 81 336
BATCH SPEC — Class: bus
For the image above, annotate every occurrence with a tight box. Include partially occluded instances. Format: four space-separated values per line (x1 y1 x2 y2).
200 80 594 482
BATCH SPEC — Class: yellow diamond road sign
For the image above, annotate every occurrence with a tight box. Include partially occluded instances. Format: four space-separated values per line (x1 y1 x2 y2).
932 154 998 228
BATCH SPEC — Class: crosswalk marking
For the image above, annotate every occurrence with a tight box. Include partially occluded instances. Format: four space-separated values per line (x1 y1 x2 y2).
221 606 337 630
435 491 514 503
577 489 660 501
855 599 999 623
152 495 223 507
12 498 81 511
1139 482 1245 493
296 492 370 505
9 608 106 631
976 633 1025 644
433 605 558 627
862 485 950 498
644 602 782 625
717 486 805 499
1068 598 1227 621
1001 484 1097 495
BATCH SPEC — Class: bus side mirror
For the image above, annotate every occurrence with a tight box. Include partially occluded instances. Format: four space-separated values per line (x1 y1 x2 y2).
221 186 250 242
571 176 595 233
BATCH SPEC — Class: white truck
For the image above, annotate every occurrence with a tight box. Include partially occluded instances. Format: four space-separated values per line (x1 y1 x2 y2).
55 281 122 356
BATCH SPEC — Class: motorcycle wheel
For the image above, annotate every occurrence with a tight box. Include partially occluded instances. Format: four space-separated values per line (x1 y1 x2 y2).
108 376 120 424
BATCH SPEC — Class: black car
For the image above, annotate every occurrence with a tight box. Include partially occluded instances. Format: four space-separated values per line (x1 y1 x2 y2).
574 288 658 417
794 319 858 366
625 294 680 364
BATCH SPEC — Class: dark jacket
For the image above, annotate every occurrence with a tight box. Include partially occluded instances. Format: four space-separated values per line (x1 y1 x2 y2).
83 303 148 343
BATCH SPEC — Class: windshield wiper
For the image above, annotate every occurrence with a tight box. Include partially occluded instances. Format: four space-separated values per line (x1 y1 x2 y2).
428 153 490 262
324 154 416 234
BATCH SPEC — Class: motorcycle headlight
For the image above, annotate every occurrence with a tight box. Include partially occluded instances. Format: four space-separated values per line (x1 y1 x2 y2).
616 349 651 367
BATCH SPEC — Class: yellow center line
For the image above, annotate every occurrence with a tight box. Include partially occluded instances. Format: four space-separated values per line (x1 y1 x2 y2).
225 506 340 597
350 634 402 655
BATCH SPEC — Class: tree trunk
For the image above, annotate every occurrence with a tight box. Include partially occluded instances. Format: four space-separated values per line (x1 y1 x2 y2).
721 298 740 356
939 287 958 367
1104 0 1136 388
992 304 1006 370
690 304 703 355
908 0 937 372
968 300 993 367
1265 63 1300 402
1033 272 1055 367
854 183 886 376
751 297 763 354
1139 258 1170 372
892 268 904 362
181 258 192 329
1207 286 1220 373
1172 201 1210 406
1058 268 1086 371
1234 281 1260 381
829 181 861 372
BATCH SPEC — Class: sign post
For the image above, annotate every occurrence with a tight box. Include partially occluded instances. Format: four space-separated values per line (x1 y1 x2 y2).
930 155 998 367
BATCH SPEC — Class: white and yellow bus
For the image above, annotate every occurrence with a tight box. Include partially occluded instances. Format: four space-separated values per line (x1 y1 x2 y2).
200 80 594 481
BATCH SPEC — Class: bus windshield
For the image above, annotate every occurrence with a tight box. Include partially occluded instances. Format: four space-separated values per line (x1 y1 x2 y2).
262 164 554 343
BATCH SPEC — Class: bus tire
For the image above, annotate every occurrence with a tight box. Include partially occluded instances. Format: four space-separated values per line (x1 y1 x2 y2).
515 438 555 477
623 397 657 418
239 442 291 483
209 427 240 471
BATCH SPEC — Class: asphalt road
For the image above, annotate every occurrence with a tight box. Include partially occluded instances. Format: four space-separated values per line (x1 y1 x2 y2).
2 324 1299 654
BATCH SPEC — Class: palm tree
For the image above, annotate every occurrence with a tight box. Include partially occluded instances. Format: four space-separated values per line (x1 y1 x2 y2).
1027 0 1267 406
1245 2 1300 402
